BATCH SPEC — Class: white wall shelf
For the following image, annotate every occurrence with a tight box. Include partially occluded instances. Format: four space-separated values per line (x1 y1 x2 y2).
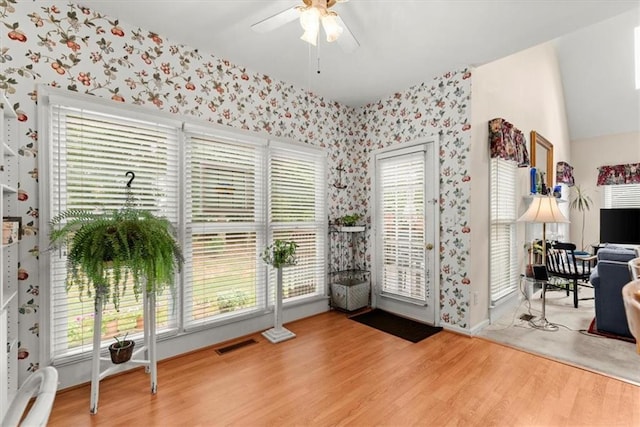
0 95 19 420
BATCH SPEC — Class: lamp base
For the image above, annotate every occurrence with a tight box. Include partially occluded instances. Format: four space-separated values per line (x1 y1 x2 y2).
529 317 559 332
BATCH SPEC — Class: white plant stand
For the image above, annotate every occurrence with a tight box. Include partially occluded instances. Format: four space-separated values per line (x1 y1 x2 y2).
89 289 157 414
262 266 296 343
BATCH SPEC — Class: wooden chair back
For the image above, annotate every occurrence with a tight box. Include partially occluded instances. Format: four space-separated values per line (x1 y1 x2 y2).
545 242 595 280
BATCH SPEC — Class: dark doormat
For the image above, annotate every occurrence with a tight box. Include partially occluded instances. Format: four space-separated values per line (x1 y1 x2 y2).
349 309 442 343
588 318 636 343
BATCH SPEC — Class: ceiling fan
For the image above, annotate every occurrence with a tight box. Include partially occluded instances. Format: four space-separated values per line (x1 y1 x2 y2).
251 0 359 53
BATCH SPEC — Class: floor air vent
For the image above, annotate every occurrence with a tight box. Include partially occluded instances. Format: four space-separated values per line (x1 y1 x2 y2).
215 338 258 355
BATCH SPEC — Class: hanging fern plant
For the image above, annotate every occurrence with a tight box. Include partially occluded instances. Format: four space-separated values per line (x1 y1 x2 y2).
49 194 184 311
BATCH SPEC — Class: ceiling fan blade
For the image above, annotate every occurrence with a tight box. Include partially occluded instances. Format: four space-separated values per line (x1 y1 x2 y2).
251 6 300 33
335 15 359 53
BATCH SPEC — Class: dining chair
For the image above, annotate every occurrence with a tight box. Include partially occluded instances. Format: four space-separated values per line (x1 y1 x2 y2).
545 242 597 308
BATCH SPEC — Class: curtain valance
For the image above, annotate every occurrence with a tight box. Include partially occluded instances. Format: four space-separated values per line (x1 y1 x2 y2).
488 118 529 167
556 161 575 186
597 163 640 186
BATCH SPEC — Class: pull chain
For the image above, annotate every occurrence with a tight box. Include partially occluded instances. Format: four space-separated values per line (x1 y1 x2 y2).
316 32 321 74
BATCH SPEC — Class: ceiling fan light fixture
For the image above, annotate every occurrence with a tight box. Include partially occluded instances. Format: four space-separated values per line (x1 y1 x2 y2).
299 7 320 45
297 0 344 46
321 13 342 42
300 29 319 46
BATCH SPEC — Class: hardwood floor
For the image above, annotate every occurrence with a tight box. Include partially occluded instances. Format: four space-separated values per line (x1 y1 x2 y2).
48 311 640 426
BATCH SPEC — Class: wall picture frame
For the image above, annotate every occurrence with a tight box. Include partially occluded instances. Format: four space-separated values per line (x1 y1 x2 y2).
530 131 554 191
3 216 22 243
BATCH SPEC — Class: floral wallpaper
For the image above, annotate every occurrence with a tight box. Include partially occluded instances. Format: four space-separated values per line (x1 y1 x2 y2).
1 0 473 382
352 71 473 327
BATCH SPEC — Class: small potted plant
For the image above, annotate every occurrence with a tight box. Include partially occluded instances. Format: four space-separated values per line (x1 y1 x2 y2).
336 213 364 232
109 333 135 364
339 213 362 226
261 239 298 268
525 240 544 277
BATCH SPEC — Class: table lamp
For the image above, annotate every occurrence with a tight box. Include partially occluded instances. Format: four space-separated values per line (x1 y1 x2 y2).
518 195 570 331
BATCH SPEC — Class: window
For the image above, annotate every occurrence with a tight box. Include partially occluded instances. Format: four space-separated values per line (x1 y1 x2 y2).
489 158 518 304
46 101 180 360
377 147 427 302
268 142 326 301
184 130 267 326
603 184 640 208
41 90 326 362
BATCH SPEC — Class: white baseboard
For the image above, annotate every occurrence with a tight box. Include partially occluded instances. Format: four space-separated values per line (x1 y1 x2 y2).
443 323 473 336
443 319 490 336
469 319 490 335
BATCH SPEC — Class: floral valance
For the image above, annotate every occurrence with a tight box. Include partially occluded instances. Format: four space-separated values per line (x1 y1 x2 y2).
556 161 575 186
597 163 640 186
488 118 529 167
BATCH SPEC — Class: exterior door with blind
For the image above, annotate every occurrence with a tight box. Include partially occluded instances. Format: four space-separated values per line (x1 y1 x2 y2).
373 141 438 324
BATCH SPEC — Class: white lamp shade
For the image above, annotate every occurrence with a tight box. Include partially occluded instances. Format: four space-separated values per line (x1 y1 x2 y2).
518 195 569 224
321 14 343 42
299 8 320 45
299 7 320 30
300 30 318 45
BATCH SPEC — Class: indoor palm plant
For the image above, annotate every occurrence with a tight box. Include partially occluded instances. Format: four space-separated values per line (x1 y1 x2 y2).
48 195 184 311
569 185 592 251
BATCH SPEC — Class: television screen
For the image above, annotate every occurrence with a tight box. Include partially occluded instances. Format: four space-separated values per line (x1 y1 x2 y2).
599 208 640 244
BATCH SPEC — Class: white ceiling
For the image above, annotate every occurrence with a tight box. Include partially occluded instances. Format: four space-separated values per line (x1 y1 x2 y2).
78 0 640 140
554 7 640 141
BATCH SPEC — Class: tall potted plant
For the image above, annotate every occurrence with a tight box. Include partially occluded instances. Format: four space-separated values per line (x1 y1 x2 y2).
261 239 297 343
49 186 184 413
569 185 592 251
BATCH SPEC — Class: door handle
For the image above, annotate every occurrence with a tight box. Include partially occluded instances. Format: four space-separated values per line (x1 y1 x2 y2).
425 243 434 250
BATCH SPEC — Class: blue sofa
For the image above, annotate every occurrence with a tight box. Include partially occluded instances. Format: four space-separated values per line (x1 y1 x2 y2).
590 246 637 337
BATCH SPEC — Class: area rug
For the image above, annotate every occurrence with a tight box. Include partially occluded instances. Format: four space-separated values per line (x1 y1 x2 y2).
587 318 636 344
350 309 442 343
478 285 640 386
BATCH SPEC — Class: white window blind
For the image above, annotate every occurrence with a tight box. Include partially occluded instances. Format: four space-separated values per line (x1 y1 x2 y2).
603 184 640 208
378 150 426 301
489 158 518 303
43 92 329 361
268 144 326 300
184 132 266 326
49 104 179 360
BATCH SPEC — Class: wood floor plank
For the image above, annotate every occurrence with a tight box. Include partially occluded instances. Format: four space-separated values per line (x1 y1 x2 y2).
47 311 640 426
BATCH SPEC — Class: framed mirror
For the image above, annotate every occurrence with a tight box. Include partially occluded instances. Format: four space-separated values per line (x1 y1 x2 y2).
530 131 553 190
